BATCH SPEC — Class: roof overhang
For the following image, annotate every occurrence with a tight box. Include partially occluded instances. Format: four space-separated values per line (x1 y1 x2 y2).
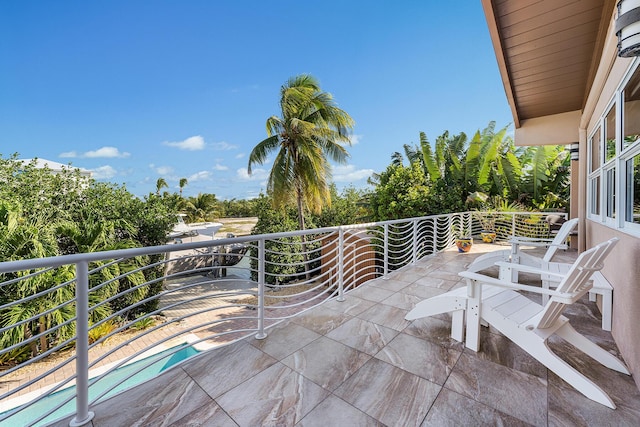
482 0 617 144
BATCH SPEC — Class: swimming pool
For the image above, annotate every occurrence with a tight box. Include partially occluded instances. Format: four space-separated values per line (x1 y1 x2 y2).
0 344 200 427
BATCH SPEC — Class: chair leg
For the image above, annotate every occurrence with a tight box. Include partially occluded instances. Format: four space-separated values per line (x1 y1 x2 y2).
600 291 612 332
451 310 464 342
556 323 629 374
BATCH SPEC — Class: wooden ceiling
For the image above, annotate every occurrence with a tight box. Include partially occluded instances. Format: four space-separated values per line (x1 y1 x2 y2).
482 0 617 127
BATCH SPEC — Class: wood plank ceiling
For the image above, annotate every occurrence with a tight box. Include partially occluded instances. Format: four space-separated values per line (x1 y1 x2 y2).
483 0 617 127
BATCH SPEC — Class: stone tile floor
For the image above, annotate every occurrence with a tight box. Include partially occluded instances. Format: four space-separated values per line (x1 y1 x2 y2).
53 245 640 426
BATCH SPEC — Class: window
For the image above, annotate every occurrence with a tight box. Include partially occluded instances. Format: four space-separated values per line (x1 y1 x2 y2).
588 62 640 232
623 68 640 151
606 168 615 219
625 154 640 224
605 105 616 163
590 176 600 216
590 128 601 173
588 127 602 219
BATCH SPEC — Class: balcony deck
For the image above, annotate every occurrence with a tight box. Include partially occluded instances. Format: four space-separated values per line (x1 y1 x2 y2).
51 244 640 426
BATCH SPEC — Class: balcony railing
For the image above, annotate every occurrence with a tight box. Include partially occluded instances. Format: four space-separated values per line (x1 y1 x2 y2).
0 210 564 426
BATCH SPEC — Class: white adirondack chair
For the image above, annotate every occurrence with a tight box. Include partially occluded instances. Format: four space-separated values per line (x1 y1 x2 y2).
466 217 579 279
406 238 629 409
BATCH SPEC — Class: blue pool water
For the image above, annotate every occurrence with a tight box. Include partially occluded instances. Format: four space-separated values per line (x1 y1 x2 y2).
1 344 200 427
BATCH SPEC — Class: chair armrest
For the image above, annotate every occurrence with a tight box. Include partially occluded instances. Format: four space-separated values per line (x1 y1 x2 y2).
494 262 566 279
458 270 564 296
509 238 568 250
510 236 554 244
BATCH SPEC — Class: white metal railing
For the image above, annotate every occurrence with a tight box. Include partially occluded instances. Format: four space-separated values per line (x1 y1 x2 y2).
0 210 564 426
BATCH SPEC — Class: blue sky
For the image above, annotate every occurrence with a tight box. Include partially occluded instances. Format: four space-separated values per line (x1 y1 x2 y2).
0 1 512 200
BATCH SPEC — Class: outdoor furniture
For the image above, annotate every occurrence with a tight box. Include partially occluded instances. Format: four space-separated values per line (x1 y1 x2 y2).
464 217 614 331
406 238 629 409
466 217 579 279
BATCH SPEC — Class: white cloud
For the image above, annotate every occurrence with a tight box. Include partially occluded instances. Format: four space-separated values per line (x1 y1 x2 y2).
188 171 212 182
85 146 130 158
163 135 206 151
155 166 174 175
332 165 374 182
92 165 117 179
237 167 268 181
213 163 229 171
349 134 362 145
59 146 129 159
235 153 245 159
212 141 238 151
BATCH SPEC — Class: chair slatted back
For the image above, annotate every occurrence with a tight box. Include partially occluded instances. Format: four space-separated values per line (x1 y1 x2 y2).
537 238 618 329
541 218 579 262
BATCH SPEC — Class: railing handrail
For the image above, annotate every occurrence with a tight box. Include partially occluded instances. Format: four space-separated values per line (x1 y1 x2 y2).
0 210 565 274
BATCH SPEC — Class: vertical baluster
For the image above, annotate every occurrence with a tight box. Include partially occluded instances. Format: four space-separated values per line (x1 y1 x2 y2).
337 228 345 301
70 261 94 427
383 223 389 278
255 239 267 339
412 219 418 264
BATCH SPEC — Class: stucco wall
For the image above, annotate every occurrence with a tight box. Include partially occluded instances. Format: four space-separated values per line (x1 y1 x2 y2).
586 220 640 389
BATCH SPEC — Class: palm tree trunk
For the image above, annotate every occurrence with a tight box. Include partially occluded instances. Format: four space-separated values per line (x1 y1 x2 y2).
24 324 39 357
296 187 310 280
39 317 48 354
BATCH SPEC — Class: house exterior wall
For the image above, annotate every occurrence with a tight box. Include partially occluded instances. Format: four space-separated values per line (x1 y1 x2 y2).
586 220 640 388
580 9 640 389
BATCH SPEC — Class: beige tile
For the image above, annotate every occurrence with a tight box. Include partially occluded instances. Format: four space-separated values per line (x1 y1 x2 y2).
347 285 396 302
444 353 548 427
367 277 412 292
298 394 384 427
413 275 458 290
380 291 422 310
403 316 465 350
375 332 461 385
421 388 531 427
322 294 376 316
165 404 238 427
216 362 329 426
250 321 321 360
184 341 277 398
70 367 232 427
357 303 410 331
334 358 440 427
281 336 371 391
327 317 399 355
400 282 448 299
292 305 353 335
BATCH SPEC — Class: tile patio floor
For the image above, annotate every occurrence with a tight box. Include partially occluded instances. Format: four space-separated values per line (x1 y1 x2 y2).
52 244 640 426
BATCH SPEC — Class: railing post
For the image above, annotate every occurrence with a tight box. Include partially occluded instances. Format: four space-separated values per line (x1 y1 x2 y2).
69 261 94 427
337 228 345 301
432 218 437 254
511 213 516 237
383 223 389 278
255 239 267 339
412 219 418 264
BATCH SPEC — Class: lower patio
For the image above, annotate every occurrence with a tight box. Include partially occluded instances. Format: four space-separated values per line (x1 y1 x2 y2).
51 244 640 426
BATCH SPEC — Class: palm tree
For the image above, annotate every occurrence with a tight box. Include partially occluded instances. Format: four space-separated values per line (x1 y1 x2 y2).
179 178 188 197
155 178 168 195
183 193 219 222
248 74 355 232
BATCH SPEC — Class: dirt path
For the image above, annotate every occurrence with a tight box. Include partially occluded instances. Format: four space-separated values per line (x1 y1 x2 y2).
217 217 258 236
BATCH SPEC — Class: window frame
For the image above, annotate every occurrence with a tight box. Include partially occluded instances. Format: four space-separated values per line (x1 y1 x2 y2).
588 58 640 235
